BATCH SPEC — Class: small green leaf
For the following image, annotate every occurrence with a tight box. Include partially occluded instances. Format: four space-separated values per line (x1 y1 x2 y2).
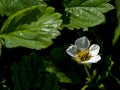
98 84 105 90
0 5 62 50
0 0 46 16
63 0 114 30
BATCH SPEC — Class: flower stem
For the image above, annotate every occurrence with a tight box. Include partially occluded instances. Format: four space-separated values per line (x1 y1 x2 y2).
84 64 91 77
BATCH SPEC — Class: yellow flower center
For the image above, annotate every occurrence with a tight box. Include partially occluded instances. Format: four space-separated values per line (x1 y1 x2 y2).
75 50 91 62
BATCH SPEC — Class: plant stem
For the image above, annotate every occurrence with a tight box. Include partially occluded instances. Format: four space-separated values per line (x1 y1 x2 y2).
84 65 91 78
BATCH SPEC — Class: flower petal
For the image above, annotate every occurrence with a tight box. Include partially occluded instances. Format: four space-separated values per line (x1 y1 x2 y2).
75 36 90 50
89 44 100 56
66 45 78 57
81 55 101 64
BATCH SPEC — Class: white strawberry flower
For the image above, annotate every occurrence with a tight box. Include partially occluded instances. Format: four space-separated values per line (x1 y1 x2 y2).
66 36 101 64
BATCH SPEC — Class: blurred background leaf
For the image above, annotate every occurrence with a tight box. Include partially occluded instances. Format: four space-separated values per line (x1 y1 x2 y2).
11 52 59 90
112 0 120 45
0 0 46 16
63 0 114 30
0 5 62 50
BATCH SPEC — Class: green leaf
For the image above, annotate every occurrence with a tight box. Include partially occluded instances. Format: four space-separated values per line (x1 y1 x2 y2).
63 0 114 30
46 63 72 83
0 0 46 16
0 5 62 50
112 0 120 45
11 52 59 90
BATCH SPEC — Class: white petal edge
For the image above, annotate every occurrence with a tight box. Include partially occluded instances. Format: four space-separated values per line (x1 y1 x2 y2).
75 36 90 50
81 55 101 64
89 44 100 56
66 45 77 57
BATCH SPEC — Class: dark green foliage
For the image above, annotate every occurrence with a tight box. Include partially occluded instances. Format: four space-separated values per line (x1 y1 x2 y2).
11 53 59 90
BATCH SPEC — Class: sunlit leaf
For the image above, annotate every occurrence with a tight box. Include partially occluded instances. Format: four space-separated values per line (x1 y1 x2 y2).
0 5 62 50
0 0 46 16
63 0 114 30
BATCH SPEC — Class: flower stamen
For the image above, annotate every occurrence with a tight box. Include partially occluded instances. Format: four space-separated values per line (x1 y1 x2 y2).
75 50 91 62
